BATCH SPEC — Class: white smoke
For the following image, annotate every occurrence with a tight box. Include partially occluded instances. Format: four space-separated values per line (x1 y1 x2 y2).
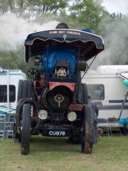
102 0 128 14
94 17 128 67
0 13 58 51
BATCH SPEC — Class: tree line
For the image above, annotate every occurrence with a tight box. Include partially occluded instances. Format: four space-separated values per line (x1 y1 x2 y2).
0 0 108 32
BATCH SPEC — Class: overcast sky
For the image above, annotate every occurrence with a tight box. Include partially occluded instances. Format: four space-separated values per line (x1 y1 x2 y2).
102 0 128 14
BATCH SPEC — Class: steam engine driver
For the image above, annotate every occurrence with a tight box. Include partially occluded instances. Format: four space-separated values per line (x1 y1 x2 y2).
54 60 69 78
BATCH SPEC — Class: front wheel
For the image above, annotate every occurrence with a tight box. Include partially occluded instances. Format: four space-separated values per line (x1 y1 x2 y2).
68 129 81 144
21 103 31 155
81 104 94 154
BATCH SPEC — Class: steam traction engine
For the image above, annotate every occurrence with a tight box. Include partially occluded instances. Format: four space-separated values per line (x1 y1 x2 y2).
14 24 104 155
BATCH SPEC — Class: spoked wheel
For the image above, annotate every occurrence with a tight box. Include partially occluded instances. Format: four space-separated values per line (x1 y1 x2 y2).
14 80 35 151
21 103 31 155
81 104 94 154
17 80 35 101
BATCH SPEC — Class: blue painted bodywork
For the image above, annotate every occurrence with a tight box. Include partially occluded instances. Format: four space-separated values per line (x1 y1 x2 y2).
41 47 77 76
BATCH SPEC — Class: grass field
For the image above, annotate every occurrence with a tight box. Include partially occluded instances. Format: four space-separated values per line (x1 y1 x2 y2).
0 136 128 171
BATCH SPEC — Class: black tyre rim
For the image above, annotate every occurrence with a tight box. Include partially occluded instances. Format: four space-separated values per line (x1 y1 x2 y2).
21 103 31 155
81 105 94 154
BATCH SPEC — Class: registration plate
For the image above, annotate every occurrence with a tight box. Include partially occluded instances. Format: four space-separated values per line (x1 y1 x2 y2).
48 130 66 137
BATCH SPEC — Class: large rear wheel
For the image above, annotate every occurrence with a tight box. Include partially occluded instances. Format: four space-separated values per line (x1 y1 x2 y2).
81 104 94 154
18 80 35 101
77 83 88 104
21 103 31 155
15 80 34 143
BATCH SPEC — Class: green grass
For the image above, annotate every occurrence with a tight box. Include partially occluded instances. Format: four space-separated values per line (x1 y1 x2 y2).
0 136 128 171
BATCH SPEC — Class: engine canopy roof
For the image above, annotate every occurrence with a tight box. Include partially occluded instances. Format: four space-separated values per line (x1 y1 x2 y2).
25 29 104 63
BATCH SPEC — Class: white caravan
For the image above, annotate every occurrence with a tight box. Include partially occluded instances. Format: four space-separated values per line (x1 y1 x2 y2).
0 68 26 116
83 65 128 127
0 68 26 137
